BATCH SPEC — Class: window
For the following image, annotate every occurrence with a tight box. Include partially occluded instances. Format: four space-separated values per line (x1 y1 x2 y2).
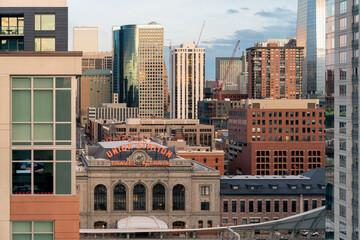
340 155 347 167
232 201 237 212
223 218 228 224
35 37 55 51
340 35 347 47
240 200 245 212
340 138 346 150
257 201 262 212
339 85 346 96
207 221 212 228
242 218 247 224
340 51 347 63
233 218 237 225
12 150 71 195
340 1 347 13
340 171 347 184
274 200 279 212
266 200 271 212
249 201 254 212
133 184 146 210
12 77 72 145
114 184 126 211
340 204 346 218
201 185 210 195
223 201 228 212
153 184 165 210
173 184 185 210
339 68 347 80
340 17 347 30
201 202 210 210
94 184 107 211
12 221 53 240
35 14 55 31
292 201 297 212
198 220 203 228
340 122 346 134
304 200 309 211
339 105 346 117
312 200 317 209
283 200 288 212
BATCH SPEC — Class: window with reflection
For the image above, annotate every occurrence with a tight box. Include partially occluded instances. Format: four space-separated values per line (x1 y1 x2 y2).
35 14 55 31
113 184 126 210
1 16 24 35
173 184 185 210
35 37 55 51
133 184 146 210
153 184 165 210
94 184 107 211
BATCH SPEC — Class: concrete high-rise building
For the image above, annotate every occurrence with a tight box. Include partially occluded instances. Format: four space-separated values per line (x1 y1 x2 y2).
0 0 68 51
81 52 112 72
170 43 205 119
113 22 164 118
247 39 304 99
73 27 98 53
297 0 326 101
331 0 360 239
216 52 247 93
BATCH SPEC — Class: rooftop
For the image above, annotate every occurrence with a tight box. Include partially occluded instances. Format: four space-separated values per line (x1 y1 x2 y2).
83 69 111 76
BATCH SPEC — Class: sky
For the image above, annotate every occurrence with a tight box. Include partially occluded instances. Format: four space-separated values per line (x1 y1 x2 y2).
68 0 298 79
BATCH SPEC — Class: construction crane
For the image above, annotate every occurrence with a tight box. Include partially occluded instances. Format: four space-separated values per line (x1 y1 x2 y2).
213 40 241 101
196 20 206 47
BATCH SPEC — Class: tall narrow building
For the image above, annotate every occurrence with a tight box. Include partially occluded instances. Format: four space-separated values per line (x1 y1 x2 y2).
296 0 326 102
170 43 205 119
113 22 164 118
331 0 360 239
247 39 304 99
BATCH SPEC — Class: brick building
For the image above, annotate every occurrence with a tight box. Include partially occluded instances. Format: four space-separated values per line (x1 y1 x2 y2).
247 39 304 99
178 150 225 175
228 99 325 175
220 168 325 226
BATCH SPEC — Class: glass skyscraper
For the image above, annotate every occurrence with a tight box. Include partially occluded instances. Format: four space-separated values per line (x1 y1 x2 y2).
297 0 326 102
112 22 164 118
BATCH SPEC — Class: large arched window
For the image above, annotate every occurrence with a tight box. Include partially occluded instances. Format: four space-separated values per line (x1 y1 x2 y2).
133 184 146 210
94 221 107 229
172 221 185 229
172 184 185 210
114 184 126 210
153 184 165 210
94 184 107 211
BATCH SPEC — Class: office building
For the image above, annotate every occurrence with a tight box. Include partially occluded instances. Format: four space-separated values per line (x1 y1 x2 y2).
228 99 325 175
331 0 360 239
247 39 304 99
80 69 112 127
297 0 326 101
0 0 68 51
221 168 325 228
73 27 98 53
87 103 138 123
216 52 247 93
0 51 82 240
113 22 164 118
170 43 205 119
81 52 112 72
164 61 169 114
77 140 220 229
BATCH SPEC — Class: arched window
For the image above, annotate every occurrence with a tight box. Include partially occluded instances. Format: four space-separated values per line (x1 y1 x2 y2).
94 184 107 211
207 220 212 228
114 184 126 210
133 184 146 210
198 220 203 228
173 184 185 210
94 221 107 229
153 184 165 210
172 221 185 229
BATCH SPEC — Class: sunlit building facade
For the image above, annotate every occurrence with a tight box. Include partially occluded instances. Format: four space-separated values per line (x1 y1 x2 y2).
297 0 326 101
112 22 164 118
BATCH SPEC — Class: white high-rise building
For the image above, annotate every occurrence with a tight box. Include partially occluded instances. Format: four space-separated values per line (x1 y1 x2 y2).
170 43 205 119
73 27 98 53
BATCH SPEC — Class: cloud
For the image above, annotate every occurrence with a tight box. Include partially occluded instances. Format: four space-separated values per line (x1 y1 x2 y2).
241 7 249 11
227 9 239 14
255 7 295 20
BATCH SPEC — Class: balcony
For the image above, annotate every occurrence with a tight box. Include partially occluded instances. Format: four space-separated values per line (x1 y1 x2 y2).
353 40 359 48
353 57 359 66
0 26 24 36
353 22 359 31
353 4 359 14
353 74 359 84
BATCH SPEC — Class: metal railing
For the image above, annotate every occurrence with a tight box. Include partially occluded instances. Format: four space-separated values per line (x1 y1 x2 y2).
0 26 24 35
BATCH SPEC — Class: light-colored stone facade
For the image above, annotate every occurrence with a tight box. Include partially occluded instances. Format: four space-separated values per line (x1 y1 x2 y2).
77 141 221 229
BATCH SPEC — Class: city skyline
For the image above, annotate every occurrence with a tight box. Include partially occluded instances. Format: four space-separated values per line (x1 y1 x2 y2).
68 0 298 79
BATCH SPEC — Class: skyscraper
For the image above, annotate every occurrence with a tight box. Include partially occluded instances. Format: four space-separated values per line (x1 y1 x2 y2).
296 0 326 101
331 0 360 239
170 43 205 119
113 22 164 118
73 27 98 53
247 39 304 99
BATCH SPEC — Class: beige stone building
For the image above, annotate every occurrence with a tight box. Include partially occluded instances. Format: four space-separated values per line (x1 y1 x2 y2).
76 140 220 230
73 27 98 53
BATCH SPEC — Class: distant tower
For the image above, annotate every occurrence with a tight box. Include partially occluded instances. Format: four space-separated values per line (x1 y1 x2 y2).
73 27 98 53
170 43 205 119
113 22 164 118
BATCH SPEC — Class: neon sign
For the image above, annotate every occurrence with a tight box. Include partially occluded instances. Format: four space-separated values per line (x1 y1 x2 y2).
106 142 173 159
